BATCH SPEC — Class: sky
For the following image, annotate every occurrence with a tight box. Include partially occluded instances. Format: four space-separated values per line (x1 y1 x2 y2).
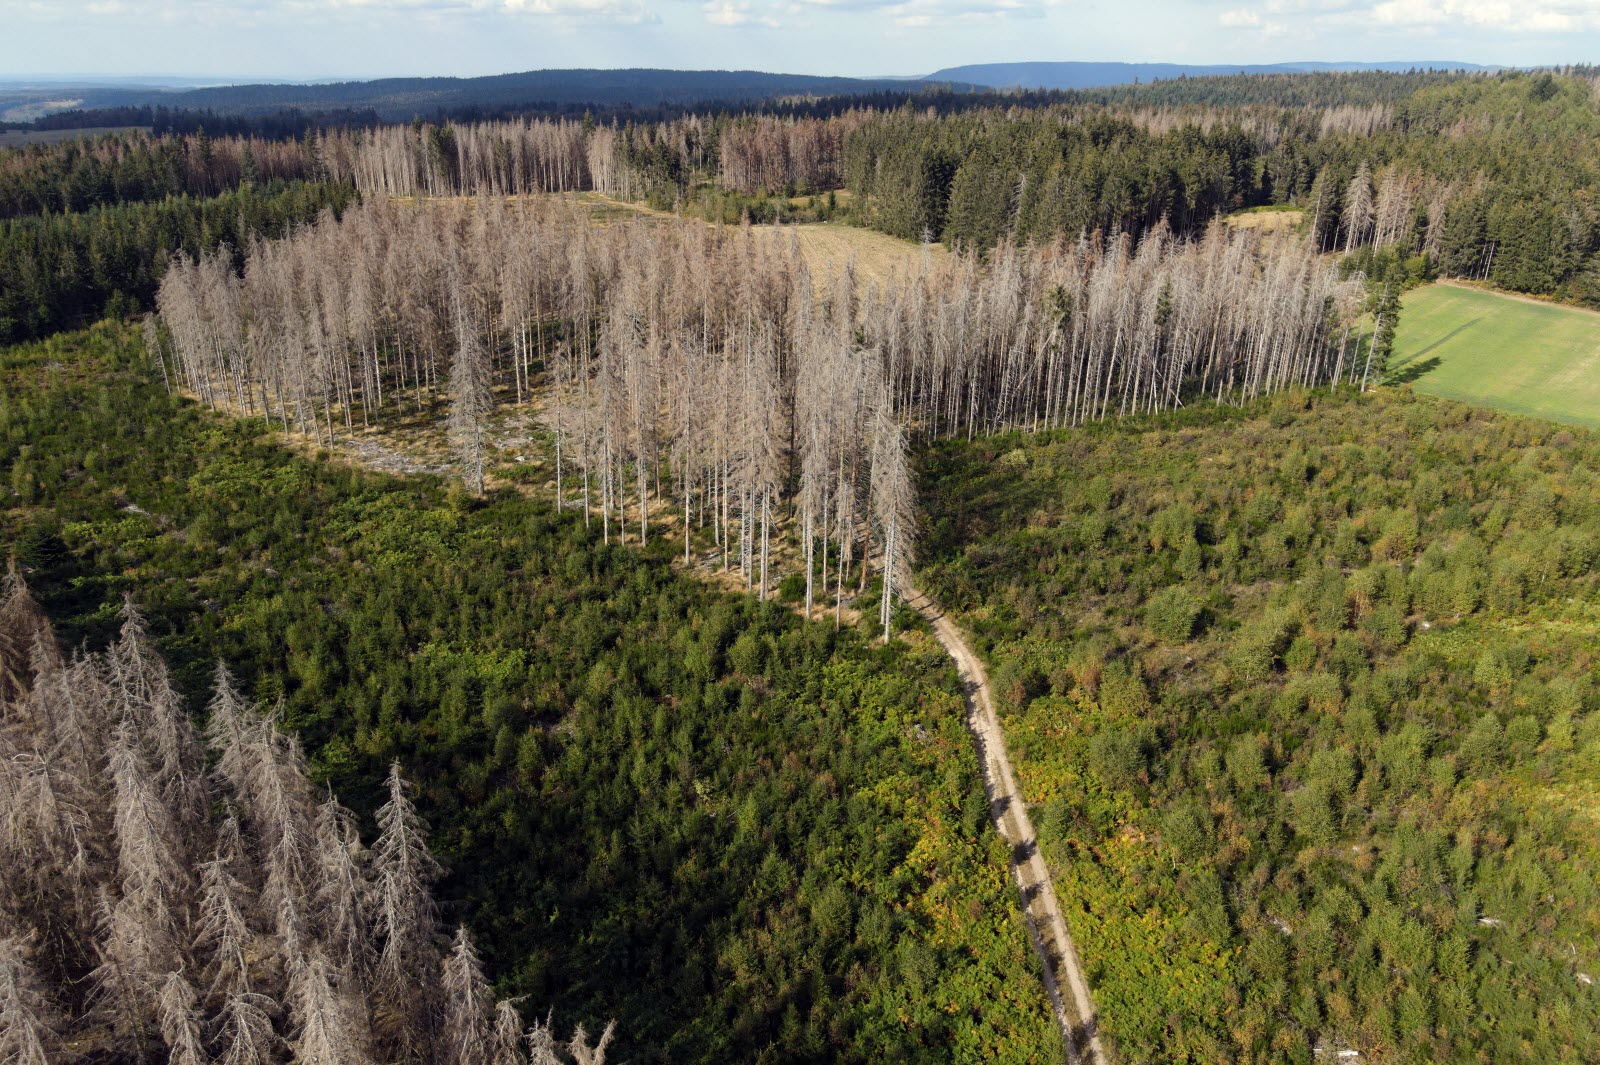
6 0 1599 81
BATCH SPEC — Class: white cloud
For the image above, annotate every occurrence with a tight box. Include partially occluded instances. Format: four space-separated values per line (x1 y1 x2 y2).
784 0 1056 26
22 0 659 25
703 0 780 26
1219 0 1600 34
1369 0 1599 31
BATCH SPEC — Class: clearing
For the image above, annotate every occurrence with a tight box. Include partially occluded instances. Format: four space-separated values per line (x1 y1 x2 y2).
569 191 942 284
1388 281 1600 427
1224 205 1304 235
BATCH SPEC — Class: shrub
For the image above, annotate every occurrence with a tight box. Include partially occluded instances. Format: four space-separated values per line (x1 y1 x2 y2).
1088 727 1147 790
1145 586 1202 643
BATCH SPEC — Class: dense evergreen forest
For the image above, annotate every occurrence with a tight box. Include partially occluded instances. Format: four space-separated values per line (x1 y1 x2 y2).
920 391 1600 1063
0 130 318 218
0 180 356 343
0 324 1054 1062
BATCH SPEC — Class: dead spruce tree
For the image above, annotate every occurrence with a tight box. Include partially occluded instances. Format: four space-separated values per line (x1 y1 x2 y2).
869 399 916 643
370 761 444 1063
441 926 495 1065
0 581 622 1064
0 935 63 1065
450 290 496 496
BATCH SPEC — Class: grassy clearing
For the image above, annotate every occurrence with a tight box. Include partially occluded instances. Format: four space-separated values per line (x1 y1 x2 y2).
784 221 944 284
568 191 939 285
1224 205 1304 234
1389 282 1600 426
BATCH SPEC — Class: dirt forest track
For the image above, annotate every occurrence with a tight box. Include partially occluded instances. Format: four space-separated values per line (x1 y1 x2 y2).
907 589 1105 1065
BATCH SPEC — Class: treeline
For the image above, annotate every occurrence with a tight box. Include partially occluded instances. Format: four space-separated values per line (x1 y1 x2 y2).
0 576 613 1064
0 129 319 219
152 198 1361 633
0 104 386 138
1064 68 1479 109
1294 73 1600 300
842 110 1276 247
62 68 962 122
0 180 357 344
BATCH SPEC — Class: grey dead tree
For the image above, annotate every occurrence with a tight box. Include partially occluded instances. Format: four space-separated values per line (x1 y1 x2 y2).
1342 160 1376 252
569 1020 617 1065
204 662 253 804
490 998 528 1065
0 563 54 705
192 834 257 1010
210 985 279 1065
369 762 444 1064
251 729 319 952
441 926 495 1065
106 599 208 837
89 719 193 1046
156 970 207 1065
525 1014 561 1065
869 398 916 644
287 950 375 1065
0 936 62 1065
313 794 372 984
0 727 103 976
449 291 496 496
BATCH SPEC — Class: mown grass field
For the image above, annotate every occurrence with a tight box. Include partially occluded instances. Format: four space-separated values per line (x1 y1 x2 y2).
1389 282 1600 426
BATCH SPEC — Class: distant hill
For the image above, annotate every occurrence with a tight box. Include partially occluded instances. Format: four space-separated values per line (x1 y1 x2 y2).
3 63 1507 126
927 60 1493 91
41 69 975 121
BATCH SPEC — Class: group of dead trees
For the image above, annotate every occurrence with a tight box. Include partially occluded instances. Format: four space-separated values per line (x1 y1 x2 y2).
0 570 613 1065
306 111 865 202
715 114 865 196
154 197 1359 640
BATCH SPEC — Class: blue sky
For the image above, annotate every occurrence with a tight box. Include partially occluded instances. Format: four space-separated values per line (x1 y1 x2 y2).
7 0 1598 80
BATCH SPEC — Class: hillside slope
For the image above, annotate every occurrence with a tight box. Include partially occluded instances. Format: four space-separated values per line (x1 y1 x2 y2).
927 60 1490 90
37 68 974 119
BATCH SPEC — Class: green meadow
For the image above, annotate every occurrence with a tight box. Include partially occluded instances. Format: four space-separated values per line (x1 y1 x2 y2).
1389 283 1600 427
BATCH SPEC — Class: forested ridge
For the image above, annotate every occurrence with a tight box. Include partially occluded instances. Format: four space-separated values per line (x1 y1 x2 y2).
920 391 1600 1063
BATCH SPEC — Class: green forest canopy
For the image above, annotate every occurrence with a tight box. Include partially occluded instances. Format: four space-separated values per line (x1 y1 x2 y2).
919 388 1600 1064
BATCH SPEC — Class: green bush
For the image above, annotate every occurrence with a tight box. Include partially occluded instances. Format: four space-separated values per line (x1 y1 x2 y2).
1144 585 1201 643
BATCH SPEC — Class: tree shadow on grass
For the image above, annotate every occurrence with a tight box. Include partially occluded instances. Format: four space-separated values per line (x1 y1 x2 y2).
1387 316 1483 385
1387 355 1442 385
